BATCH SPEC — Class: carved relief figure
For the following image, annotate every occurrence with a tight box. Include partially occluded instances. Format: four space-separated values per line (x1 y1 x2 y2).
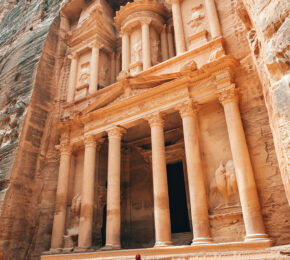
99 64 109 87
131 41 142 64
64 194 82 248
210 160 240 209
78 62 90 86
188 4 205 33
151 39 160 64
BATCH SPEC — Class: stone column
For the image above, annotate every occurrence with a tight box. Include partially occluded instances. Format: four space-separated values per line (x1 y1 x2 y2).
78 136 103 249
89 43 101 94
116 52 121 77
110 52 116 85
176 101 211 244
167 25 175 58
141 19 152 70
105 127 126 249
167 0 186 55
204 0 222 38
50 144 72 251
121 31 130 71
146 113 172 247
219 85 269 242
67 53 78 102
161 25 169 61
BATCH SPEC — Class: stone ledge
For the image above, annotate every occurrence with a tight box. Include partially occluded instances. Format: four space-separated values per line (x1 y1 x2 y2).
41 240 274 259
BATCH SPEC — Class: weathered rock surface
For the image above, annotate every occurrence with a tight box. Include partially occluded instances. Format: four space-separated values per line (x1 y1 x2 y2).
237 0 290 203
0 0 289 259
0 0 66 259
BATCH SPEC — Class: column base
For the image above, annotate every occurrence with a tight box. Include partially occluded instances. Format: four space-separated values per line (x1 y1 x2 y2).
245 233 272 243
191 237 212 245
154 241 173 248
74 247 95 253
101 244 121 251
49 248 62 254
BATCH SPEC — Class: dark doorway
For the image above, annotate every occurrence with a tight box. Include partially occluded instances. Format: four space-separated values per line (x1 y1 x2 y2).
167 161 190 233
101 205 107 246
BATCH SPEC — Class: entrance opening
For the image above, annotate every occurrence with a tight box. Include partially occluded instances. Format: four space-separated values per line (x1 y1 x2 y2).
167 161 190 233
101 204 107 246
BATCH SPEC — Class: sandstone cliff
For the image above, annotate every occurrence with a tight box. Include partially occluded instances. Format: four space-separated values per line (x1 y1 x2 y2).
237 0 290 203
0 0 66 258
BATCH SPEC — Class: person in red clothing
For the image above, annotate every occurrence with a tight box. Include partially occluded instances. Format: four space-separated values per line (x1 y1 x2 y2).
136 254 141 260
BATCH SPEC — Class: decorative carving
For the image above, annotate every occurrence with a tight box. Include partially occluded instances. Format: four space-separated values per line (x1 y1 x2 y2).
188 4 205 33
107 126 126 139
218 85 239 105
180 60 198 72
68 52 78 60
151 39 160 64
131 41 142 64
99 64 109 86
175 100 199 118
209 160 240 209
64 194 82 248
78 62 90 86
59 144 72 155
84 135 97 147
145 112 165 128
208 47 225 62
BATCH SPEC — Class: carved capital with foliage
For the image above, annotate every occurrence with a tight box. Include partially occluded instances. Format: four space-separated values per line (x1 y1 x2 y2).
145 112 165 128
59 144 73 156
68 52 78 60
107 126 126 139
176 100 199 118
218 85 239 105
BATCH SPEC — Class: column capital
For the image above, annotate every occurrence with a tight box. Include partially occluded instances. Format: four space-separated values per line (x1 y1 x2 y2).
218 85 239 105
176 100 199 118
89 41 103 49
145 112 165 128
161 24 167 33
120 27 130 36
166 0 183 5
84 135 104 148
68 52 78 60
140 17 152 26
107 126 126 139
59 144 73 155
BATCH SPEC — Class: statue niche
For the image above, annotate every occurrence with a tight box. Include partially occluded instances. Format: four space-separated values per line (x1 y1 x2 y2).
64 194 82 249
209 160 240 210
78 62 90 87
131 41 142 64
151 39 160 65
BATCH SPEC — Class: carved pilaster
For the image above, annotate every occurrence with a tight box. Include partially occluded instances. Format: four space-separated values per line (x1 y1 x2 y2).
218 85 239 105
145 112 165 128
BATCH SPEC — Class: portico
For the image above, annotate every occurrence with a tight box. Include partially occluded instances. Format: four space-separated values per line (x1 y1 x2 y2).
49 48 272 254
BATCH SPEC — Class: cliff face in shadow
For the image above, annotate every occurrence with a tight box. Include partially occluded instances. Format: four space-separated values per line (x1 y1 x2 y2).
0 0 66 259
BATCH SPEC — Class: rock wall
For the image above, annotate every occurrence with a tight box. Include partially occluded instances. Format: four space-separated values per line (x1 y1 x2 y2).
0 0 66 259
0 0 289 259
236 0 290 203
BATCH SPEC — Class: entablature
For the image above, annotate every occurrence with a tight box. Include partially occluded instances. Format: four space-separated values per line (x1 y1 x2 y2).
56 54 239 145
65 5 116 49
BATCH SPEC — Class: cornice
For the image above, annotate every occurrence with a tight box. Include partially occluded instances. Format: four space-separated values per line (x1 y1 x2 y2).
114 0 169 30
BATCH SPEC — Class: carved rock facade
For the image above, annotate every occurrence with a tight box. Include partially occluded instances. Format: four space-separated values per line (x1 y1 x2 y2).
0 0 289 259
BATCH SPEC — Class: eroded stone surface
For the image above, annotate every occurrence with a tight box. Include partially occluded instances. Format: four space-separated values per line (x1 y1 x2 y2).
0 0 289 259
